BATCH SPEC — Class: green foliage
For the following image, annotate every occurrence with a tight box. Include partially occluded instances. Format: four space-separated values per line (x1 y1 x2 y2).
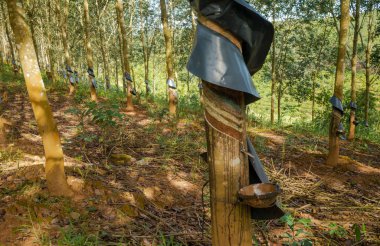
353 223 367 243
56 226 99 246
328 223 348 239
84 101 124 128
280 214 314 246
158 232 182 246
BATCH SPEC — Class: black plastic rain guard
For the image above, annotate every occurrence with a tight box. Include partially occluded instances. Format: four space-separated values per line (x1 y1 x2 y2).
66 65 73 73
187 24 260 104
330 96 344 115
189 0 274 75
124 72 132 82
167 78 177 89
87 68 95 78
350 101 358 110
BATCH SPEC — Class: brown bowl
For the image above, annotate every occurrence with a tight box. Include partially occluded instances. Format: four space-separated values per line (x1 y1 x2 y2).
238 183 281 208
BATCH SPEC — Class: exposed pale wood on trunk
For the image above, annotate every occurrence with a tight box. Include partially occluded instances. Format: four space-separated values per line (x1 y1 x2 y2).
203 83 252 246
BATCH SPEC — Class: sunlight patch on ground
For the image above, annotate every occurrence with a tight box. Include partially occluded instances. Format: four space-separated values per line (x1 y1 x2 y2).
167 172 196 193
255 131 285 145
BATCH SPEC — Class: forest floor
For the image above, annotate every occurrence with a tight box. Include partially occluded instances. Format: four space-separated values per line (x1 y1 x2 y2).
0 78 379 245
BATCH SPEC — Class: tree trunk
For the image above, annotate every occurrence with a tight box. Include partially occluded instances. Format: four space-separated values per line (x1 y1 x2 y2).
348 0 360 140
117 30 126 94
203 83 252 246
271 3 276 124
364 8 375 125
99 25 110 90
160 0 177 115
139 0 150 96
115 55 119 90
6 0 73 196
95 0 110 90
277 82 281 124
116 0 133 111
326 0 350 166
1 2 17 73
84 0 97 101
46 0 56 84
29 19 41 70
57 0 75 95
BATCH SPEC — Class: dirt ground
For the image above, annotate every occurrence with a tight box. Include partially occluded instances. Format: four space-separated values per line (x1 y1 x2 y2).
0 83 379 245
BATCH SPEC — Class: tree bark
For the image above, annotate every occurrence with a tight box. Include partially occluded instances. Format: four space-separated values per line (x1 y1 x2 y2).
364 6 375 125
46 0 56 84
96 0 110 90
139 0 152 96
326 0 350 166
160 0 177 115
6 0 73 196
116 0 133 111
271 3 276 125
203 83 252 246
115 55 119 90
277 82 281 124
1 1 17 73
84 0 97 101
56 0 75 95
198 17 252 246
348 0 360 140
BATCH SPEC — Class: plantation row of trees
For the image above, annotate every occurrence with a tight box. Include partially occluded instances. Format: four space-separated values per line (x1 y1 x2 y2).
0 0 379 191
0 0 378 124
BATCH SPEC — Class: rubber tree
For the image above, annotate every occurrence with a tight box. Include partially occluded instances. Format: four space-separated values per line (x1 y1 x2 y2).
188 1 282 244
326 0 350 166
24 2 42 70
363 1 377 126
46 0 56 84
139 0 157 97
6 0 73 196
84 0 98 101
160 0 177 115
270 1 276 124
194 18 251 245
116 0 134 111
56 0 75 95
348 0 361 140
1 1 17 74
95 0 110 90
